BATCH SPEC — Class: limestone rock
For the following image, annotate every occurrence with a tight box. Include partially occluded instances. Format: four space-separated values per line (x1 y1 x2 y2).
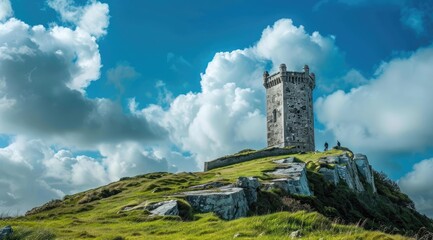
267 163 312 196
354 154 377 193
335 154 365 192
235 177 260 206
183 187 248 220
0 226 13 240
318 167 339 185
290 230 302 239
147 200 179 216
336 165 355 190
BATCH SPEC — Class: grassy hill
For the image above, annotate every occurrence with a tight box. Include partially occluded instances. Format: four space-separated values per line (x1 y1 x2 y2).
1 149 432 239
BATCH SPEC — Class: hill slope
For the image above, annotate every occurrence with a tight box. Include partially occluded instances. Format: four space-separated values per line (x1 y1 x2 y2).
1 149 432 239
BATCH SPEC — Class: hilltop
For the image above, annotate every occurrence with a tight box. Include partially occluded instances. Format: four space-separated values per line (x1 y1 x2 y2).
1 148 432 239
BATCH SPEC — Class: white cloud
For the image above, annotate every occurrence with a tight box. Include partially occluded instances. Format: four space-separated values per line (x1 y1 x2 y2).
0 137 173 215
47 0 110 38
399 158 433 217
136 19 347 167
0 0 12 22
0 17 166 148
106 63 139 93
316 45 433 153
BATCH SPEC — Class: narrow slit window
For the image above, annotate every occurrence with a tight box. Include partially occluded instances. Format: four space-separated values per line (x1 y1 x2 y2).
273 109 277 123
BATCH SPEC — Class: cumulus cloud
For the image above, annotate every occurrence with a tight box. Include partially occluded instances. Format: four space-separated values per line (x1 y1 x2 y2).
0 137 172 215
0 0 12 21
316 45 433 153
106 63 140 94
0 17 166 148
136 19 348 167
399 158 433 218
47 0 110 38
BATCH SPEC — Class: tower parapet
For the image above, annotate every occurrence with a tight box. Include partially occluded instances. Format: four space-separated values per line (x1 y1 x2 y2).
263 64 315 152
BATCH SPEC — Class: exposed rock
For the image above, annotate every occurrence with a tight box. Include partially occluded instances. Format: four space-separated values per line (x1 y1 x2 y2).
336 165 355 190
182 187 248 220
147 200 179 216
354 154 377 193
0 226 13 240
336 160 364 192
318 156 339 164
338 153 351 164
318 167 339 185
267 163 312 196
290 230 302 239
235 177 260 205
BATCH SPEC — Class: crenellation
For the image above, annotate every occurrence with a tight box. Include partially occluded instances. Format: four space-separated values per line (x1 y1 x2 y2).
264 64 315 151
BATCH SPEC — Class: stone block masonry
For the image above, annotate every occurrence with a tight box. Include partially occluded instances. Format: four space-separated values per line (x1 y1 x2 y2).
263 64 316 152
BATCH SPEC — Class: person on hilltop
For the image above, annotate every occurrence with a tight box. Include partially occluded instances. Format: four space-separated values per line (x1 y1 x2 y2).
324 142 329 151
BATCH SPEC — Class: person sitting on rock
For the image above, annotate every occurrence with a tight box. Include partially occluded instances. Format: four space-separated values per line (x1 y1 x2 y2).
337 141 341 148
324 142 329 151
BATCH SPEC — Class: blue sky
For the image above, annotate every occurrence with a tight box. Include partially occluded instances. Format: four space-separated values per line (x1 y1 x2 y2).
1 0 433 217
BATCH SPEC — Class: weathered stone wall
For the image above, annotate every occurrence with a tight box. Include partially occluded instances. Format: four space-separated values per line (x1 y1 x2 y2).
265 72 285 147
204 147 297 171
263 64 315 152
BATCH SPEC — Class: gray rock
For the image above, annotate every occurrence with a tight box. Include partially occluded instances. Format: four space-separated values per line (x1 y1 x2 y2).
148 200 179 216
318 156 339 164
336 161 365 192
338 153 351 164
337 165 355 190
183 187 248 220
235 177 260 206
267 163 312 196
318 167 339 185
290 230 302 239
0 226 13 240
354 154 377 193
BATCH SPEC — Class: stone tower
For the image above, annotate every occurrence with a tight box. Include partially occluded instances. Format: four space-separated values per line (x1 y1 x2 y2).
263 64 315 152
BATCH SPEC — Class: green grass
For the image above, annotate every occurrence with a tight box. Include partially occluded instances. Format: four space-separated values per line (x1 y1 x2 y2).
2 212 407 239
0 148 428 239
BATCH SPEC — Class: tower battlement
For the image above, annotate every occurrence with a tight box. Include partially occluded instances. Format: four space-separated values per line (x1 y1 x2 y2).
263 64 315 152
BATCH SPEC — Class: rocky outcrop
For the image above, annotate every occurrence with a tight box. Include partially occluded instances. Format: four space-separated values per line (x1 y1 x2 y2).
182 187 249 220
318 152 378 193
318 167 339 185
147 200 179 216
264 159 312 196
235 177 260 205
354 154 377 193
0 226 12 240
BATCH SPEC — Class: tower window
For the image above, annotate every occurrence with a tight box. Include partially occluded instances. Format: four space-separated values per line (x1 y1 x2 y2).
273 109 277 123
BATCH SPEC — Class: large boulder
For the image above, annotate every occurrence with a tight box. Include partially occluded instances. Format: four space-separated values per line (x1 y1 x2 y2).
318 167 339 185
147 200 179 216
335 158 365 192
354 154 377 193
0 226 13 240
235 177 260 205
267 163 312 196
183 187 248 220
